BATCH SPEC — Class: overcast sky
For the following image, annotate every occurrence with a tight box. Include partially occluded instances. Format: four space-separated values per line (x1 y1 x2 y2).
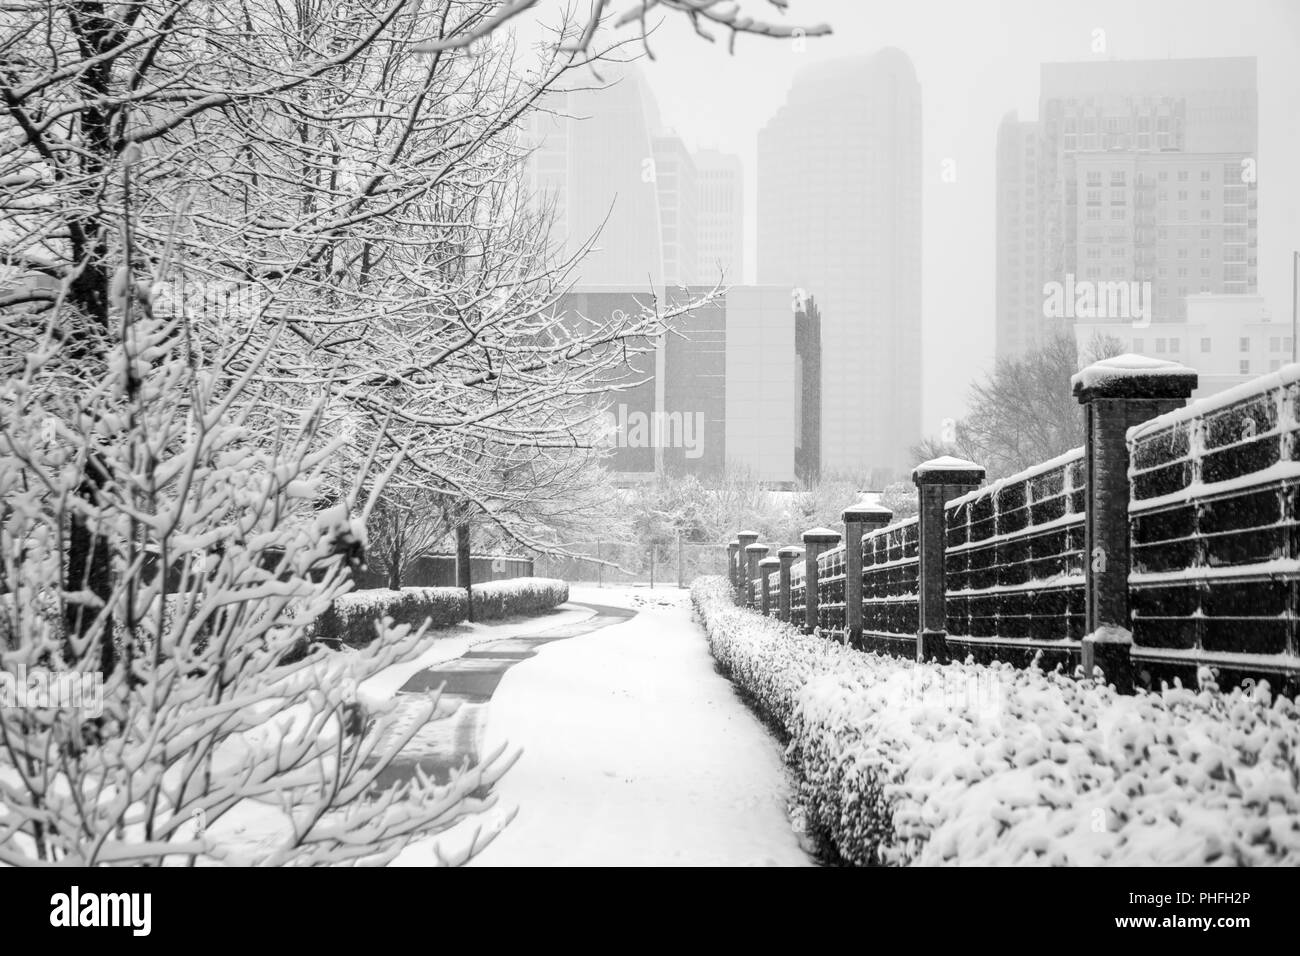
525 0 1300 436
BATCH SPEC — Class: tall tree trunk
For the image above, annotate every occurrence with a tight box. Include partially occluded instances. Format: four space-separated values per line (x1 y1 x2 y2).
456 522 472 622
387 548 402 591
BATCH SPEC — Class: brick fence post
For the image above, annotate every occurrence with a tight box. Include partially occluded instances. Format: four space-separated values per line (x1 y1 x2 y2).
1073 356 1197 693
802 528 842 635
727 540 740 589
758 556 780 616
777 546 802 623
913 457 986 663
744 543 769 608
735 531 758 599
842 504 894 649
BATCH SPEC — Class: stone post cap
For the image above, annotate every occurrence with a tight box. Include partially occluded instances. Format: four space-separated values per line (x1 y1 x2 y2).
843 503 893 525
727 540 740 549
801 527 842 545
1072 354 1198 402
744 543 770 555
777 546 804 560
757 556 781 569
913 456 986 486
736 530 759 539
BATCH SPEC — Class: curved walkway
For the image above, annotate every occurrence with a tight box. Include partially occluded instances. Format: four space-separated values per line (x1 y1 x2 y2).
371 603 635 791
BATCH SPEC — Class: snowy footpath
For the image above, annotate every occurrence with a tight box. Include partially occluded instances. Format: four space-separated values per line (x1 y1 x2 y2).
396 586 813 867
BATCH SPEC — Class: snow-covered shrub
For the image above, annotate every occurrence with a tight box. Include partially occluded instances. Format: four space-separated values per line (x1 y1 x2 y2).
315 588 470 648
471 578 569 621
692 576 1300 866
0 310 513 865
311 578 567 649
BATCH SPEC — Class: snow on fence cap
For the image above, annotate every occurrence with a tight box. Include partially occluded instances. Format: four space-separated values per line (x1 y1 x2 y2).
737 530 759 540
912 455 986 485
801 527 842 543
744 542 770 553
728 539 740 548
757 556 781 567
842 502 893 523
777 545 804 558
1071 353 1198 400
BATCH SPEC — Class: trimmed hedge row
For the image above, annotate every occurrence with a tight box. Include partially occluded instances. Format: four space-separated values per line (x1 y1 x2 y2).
317 577 569 649
472 578 570 621
692 575 1300 866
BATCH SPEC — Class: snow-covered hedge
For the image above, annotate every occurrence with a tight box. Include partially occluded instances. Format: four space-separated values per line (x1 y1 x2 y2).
316 578 569 648
692 575 1300 866
471 578 569 621
315 587 469 648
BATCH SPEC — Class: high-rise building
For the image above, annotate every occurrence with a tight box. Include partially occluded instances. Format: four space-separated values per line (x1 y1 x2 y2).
561 285 821 486
652 132 698 286
794 297 822 485
521 64 665 287
996 57 1258 358
995 112 1045 360
694 149 744 286
757 50 922 475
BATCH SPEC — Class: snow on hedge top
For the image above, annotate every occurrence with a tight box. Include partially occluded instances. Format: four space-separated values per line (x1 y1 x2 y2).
801 527 841 542
1071 353 1198 396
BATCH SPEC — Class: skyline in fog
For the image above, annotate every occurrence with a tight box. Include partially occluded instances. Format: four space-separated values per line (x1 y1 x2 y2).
523 0 1300 445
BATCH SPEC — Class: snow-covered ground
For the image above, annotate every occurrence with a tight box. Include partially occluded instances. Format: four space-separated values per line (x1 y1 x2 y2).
397 585 813 866
198 604 600 864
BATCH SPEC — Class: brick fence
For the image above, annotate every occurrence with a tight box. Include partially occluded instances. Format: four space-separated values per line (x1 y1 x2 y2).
728 356 1300 698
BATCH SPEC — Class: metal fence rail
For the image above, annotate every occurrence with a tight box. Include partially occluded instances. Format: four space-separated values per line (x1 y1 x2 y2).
860 517 920 651
731 358 1300 697
1128 367 1300 684
944 448 1086 664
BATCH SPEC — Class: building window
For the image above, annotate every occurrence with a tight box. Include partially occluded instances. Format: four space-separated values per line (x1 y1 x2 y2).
1201 337 1211 352
1240 337 1250 352
1240 359 1250 375
1178 170 1189 182
1170 338 1180 352
1156 338 1167 353
1201 170 1211 182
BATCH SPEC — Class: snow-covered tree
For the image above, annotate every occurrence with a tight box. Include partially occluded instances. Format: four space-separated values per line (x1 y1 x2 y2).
0 273 513 864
